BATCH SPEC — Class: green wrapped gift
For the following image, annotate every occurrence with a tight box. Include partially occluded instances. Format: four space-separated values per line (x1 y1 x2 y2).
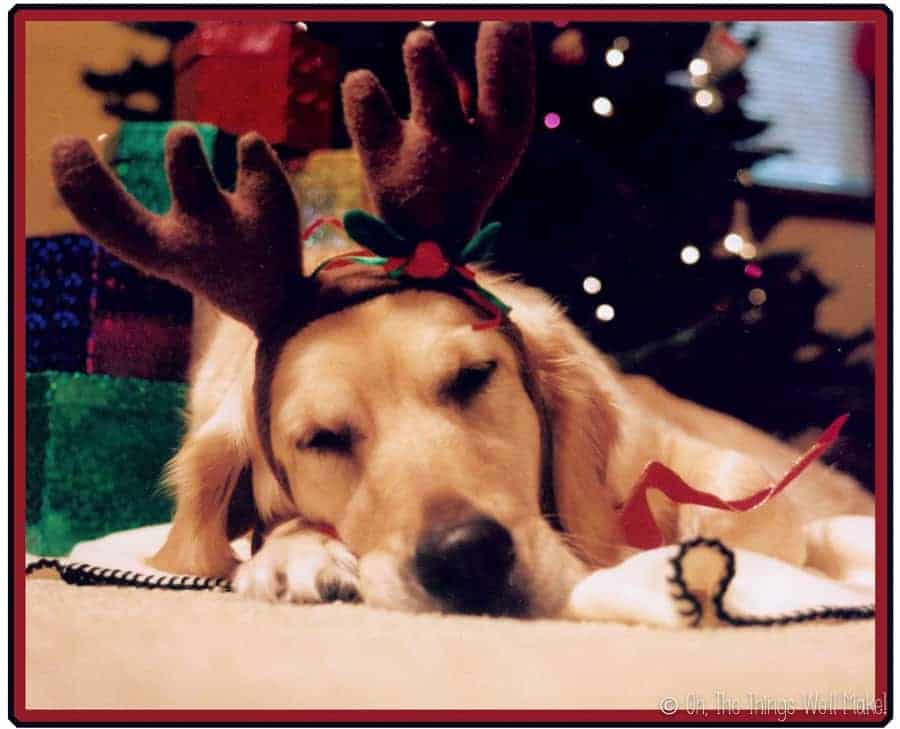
109 121 236 214
26 371 185 556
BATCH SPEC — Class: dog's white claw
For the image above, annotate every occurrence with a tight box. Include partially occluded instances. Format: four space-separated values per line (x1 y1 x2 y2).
232 534 361 604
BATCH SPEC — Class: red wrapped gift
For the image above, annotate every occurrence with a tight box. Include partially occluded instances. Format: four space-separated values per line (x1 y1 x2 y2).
91 312 190 382
174 21 337 151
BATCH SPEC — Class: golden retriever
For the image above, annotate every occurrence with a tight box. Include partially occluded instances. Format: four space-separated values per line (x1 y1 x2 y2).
52 22 873 619
149 252 873 618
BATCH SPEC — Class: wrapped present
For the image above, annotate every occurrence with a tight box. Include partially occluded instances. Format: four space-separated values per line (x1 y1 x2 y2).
95 245 192 321
92 247 192 380
108 120 234 213
26 371 184 556
91 312 190 381
292 148 369 246
173 22 337 150
92 241 193 381
26 235 96 373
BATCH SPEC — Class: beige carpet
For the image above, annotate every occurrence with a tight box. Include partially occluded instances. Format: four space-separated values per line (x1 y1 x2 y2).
26 579 874 711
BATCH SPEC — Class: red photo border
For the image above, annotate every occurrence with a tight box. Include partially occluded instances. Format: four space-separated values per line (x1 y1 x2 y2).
9 4 892 725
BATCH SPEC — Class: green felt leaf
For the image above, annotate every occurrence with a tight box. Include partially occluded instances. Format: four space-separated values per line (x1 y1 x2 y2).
460 222 502 264
342 209 410 258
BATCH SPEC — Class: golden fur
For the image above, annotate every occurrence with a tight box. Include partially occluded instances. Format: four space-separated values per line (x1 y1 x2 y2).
150 247 874 618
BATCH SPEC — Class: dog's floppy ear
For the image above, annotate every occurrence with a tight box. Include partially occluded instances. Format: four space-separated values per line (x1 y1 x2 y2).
150 410 250 576
150 357 293 576
487 277 633 567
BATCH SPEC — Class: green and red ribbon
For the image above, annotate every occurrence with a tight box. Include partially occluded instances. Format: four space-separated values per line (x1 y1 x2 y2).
305 210 510 330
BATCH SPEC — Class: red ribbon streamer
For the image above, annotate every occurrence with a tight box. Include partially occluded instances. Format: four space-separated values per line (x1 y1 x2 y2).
620 414 849 549
302 216 345 241
306 521 340 541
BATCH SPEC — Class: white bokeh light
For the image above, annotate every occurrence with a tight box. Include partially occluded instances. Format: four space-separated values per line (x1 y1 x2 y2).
694 89 715 108
595 304 616 322
605 48 625 67
689 58 710 76
680 245 701 265
582 276 603 294
723 233 745 254
592 96 614 117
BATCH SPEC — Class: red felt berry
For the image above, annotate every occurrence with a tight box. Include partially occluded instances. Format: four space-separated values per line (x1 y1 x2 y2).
405 241 450 279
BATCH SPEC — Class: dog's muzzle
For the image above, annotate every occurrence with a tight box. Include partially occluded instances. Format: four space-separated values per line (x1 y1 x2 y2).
413 516 526 616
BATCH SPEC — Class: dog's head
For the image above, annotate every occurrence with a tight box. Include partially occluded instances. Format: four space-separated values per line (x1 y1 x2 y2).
248 264 626 617
51 22 629 616
257 281 563 615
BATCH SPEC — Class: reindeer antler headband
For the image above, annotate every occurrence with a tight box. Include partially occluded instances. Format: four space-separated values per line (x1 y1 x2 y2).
51 22 537 496
52 22 533 337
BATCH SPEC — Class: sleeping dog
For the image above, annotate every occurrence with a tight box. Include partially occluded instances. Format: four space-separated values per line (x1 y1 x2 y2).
51 22 873 618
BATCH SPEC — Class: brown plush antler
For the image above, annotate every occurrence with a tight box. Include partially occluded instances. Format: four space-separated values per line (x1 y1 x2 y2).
51 126 302 334
341 22 535 248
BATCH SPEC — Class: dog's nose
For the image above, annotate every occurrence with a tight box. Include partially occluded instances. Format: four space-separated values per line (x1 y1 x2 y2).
414 517 516 614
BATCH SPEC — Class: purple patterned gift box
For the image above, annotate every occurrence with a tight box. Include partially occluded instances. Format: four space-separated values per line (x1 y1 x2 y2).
26 235 97 373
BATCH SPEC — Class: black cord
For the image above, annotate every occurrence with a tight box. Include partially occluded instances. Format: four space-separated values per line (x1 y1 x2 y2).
27 543 877 625
25 558 232 592
669 537 875 627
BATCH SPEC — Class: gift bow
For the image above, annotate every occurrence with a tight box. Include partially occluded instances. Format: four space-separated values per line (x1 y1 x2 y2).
306 210 511 330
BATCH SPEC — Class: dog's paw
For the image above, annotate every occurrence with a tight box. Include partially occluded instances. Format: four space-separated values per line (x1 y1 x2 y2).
232 531 360 604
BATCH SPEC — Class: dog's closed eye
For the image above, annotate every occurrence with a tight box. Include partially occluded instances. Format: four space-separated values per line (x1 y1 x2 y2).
299 428 354 455
443 361 497 405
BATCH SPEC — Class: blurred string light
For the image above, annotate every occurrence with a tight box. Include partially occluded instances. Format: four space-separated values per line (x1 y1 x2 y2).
743 308 763 325
591 96 614 117
794 343 824 363
694 88 715 108
582 276 602 294
722 231 758 260
543 112 561 129
744 262 763 279
748 288 767 306
295 21 308 31
605 47 625 67
595 304 615 322
680 245 701 265
420 20 436 27
688 57 710 77
723 232 744 254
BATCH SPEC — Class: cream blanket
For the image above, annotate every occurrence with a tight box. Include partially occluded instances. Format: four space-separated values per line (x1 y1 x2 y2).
25 519 878 711
30 515 875 629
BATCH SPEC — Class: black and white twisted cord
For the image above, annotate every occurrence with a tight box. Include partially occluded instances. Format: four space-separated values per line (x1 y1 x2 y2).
25 558 232 592
669 537 875 628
